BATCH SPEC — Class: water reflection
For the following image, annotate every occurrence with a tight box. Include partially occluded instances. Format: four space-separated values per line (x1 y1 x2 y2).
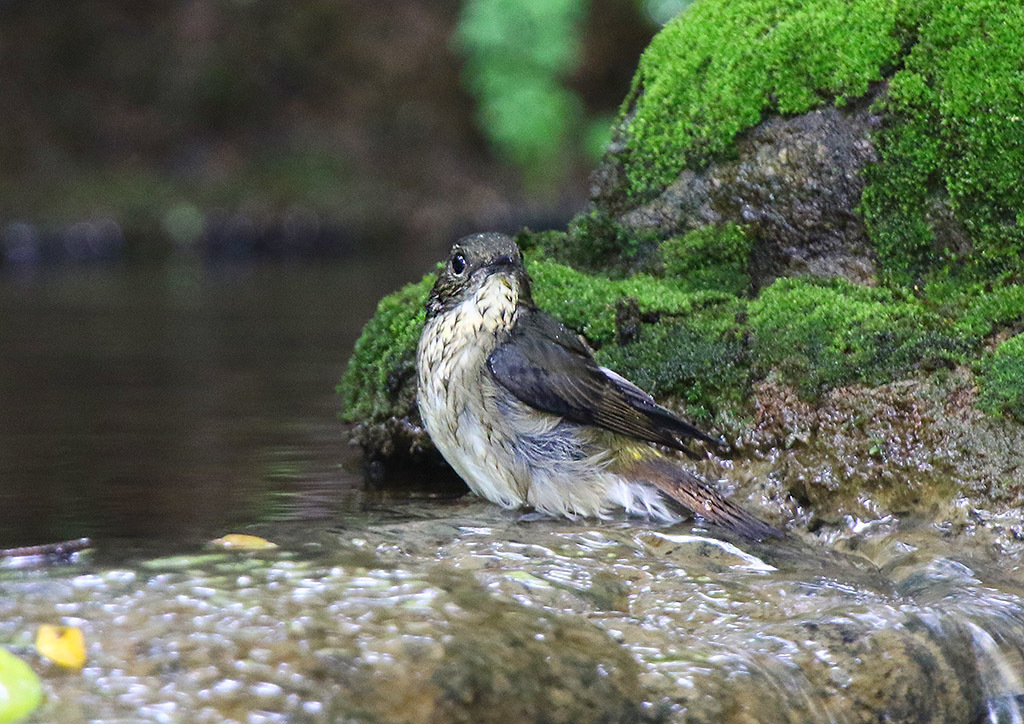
0 258 424 550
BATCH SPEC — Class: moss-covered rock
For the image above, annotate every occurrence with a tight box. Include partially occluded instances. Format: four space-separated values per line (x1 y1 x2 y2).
338 273 437 462
340 0 1024 535
339 274 432 425
660 223 752 296
527 257 737 343
954 284 1024 339
595 319 749 423
748 278 970 396
593 0 1023 285
615 0 901 199
861 0 1024 284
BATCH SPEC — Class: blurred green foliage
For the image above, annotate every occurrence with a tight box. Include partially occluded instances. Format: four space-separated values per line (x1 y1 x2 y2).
454 0 589 183
453 0 670 184
9 0 657 247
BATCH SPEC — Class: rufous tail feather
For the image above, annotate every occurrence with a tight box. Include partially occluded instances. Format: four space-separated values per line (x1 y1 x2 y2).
630 458 781 541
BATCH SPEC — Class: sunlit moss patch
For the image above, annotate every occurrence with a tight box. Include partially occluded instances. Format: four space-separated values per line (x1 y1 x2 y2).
978 334 1024 422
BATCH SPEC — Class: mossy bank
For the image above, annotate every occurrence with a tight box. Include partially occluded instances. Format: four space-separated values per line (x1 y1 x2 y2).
340 0 1024 538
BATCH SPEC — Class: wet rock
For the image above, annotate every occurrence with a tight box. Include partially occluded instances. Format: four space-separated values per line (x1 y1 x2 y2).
6 507 1024 723
733 369 1024 549
422 571 652 724
597 103 881 289
0 535 655 724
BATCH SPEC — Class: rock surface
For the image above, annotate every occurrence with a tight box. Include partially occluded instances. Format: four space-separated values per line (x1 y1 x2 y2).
594 102 882 288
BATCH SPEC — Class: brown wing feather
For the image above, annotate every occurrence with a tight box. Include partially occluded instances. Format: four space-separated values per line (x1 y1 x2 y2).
487 307 718 456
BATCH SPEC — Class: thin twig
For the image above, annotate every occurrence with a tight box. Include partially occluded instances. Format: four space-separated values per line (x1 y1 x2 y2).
0 537 93 562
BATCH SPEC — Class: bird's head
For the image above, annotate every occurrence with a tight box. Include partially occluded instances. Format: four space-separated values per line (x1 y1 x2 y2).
426 233 532 319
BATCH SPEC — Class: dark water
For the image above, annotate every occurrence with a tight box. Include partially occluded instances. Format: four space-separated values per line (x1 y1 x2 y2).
0 258 425 552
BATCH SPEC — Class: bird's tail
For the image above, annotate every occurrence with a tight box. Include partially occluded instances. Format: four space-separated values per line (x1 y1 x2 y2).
628 457 782 541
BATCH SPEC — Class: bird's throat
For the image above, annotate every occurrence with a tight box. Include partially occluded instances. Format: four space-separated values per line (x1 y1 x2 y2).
461 272 520 346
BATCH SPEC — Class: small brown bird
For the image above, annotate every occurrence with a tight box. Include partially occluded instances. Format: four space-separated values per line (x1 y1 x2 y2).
416 232 779 540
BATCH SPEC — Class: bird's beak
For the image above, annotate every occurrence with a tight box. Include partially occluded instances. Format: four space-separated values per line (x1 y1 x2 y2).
483 254 529 295
485 254 517 273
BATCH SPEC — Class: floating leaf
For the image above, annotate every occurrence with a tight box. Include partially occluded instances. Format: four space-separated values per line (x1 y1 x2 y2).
209 534 278 551
0 648 42 723
35 625 86 670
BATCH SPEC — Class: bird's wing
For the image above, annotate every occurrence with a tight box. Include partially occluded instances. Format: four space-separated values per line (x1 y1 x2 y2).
486 308 717 456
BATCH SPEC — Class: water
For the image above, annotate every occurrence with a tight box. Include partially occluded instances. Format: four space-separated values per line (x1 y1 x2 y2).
3 260 1024 723
3 504 1024 723
0 258 424 553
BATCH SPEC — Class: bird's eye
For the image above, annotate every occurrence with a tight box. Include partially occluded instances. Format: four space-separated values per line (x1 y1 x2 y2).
451 253 467 275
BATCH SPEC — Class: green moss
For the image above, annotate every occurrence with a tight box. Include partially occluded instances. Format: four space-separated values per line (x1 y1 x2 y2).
337 273 434 423
515 228 569 256
595 316 749 421
621 0 905 198
978 334 1024 421
748 277 971 396
518 214 660 273
861 0 1024 284
614 0 1023 281
954 285 1024 339
660 223 752 295
563 209 663 273
528 257 736 343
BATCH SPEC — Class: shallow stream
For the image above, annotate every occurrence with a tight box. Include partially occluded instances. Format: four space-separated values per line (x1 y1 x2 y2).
2 262 1023 723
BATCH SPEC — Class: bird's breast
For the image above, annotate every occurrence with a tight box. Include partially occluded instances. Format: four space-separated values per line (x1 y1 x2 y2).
416 274 521 478
416 275 534 507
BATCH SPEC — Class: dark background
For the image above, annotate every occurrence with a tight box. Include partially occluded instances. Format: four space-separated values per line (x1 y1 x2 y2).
0 0 679 266
0 0 684 550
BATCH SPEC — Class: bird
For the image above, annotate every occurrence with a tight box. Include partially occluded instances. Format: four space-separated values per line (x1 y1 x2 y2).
416 232 780 540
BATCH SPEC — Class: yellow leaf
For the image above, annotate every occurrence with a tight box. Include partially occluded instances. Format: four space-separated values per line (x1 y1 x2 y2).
209 534 278 551
35 625 86 670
